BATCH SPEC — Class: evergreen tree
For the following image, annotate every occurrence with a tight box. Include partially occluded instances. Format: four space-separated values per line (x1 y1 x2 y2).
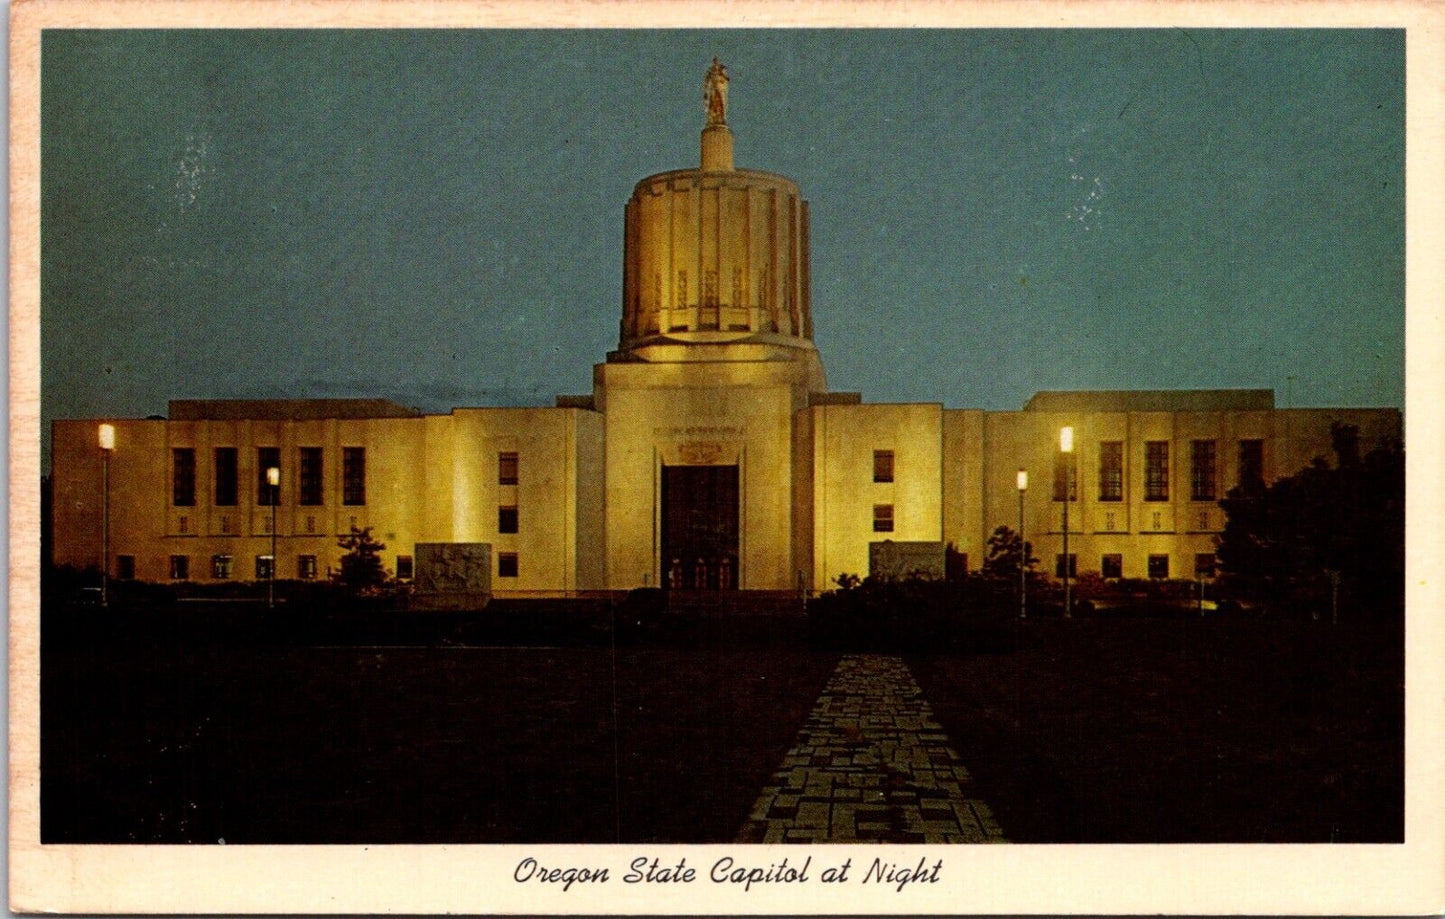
335 526 388 591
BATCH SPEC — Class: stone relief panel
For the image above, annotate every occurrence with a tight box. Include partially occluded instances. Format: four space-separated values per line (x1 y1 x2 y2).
414 543 492 595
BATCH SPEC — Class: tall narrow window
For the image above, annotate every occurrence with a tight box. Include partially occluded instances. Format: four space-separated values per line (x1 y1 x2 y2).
1190 440 1217 501
1098 441 1123 501
169 555 189 580
343 447 366 506
1053 451 1077 501
1054 554 1077 578
498 451 519 485
211 554 233 580
1148 554 1170 579
873 504 894 533
255 555 274 580
873 450 894 483
1238 439 1264 490
214 447 238 506
257 447 280 506
172 448 195 507
298 447 323 506
396 555 414 580
498 506 519 534
297 555 318 580
1101 554 1123 579
1145 441 1170 502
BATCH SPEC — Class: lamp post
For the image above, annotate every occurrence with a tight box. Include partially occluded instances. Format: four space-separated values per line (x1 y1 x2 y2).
98 423 115 608
1017 469 1028 619
1060 426 1074 619
266 466 280 608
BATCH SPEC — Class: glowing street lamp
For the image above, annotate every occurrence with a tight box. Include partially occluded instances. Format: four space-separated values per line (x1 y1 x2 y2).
1060 426 1074 619
1017 469 1028 620
98 424 115 608
266 466 280 608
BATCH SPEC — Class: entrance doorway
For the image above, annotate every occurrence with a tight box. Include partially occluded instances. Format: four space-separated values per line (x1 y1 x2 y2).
661 465 739 590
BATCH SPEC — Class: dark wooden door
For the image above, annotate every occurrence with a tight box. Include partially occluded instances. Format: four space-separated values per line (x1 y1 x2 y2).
661 465 739 590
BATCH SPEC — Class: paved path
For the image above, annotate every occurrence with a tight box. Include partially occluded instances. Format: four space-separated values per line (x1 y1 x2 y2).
737 654 1007 843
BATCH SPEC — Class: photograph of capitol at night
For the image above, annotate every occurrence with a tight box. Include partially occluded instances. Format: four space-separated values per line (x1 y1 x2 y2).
48 59 1400 597
31 30 1409 864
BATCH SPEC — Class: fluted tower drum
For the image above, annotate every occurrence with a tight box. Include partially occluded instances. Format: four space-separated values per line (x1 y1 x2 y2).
616 76 813 358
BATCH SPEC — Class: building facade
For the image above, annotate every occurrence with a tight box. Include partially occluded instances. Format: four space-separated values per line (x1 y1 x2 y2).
50 66 1401 597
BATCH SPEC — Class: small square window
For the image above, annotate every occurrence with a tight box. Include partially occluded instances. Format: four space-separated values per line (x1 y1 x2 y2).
1195 553 1216 579
1054 554 1077 578
498 505 519 534
169 555 189 580
498 552 519 578
498 452 519 486
1148 554 1170 580
873 450 894 483
396 555 414 580
297 555 318 580
116 555 136 580
212 555 233 580
872 504 894 533
1101 554 1123 579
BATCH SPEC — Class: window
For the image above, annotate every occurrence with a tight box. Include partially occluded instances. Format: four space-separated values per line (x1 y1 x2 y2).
169 555 189 580
873 450 894 483
1195 553 1216 578
1145 441 1169 502
498 552 519 578
219 515 233 534
1190 440 1217 501
1052 451 1077 501
498 505 519 534
211 554 233 580
116 555 135 580
257 447 280 506
343 447 366 505
214 447 238 506
172 448 196 506
299 447 323 506
1054 554 1077 578
1101 554 1123 579
1238 439 1264 489
498 451 519 485
872 504 894 533
1148 554 1170 579
178 515 189 535
304 515 316 534
297 555 318 580
255 555 274 580
396 555 414 580
1098 441 1123 501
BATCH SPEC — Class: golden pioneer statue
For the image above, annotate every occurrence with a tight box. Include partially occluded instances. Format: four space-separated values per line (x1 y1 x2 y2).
704 57 728 125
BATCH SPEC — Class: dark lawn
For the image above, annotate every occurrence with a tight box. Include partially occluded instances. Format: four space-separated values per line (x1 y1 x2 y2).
42 605 1403 844
42 624 838 843
909 615 1404 843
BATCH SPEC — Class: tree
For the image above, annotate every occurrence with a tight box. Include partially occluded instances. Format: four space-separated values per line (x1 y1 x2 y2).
1216 423 1403 619
981 525 1038 580
335 526 388 591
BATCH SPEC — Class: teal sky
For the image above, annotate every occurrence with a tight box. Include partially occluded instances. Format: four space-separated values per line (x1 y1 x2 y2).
41 29 1403 463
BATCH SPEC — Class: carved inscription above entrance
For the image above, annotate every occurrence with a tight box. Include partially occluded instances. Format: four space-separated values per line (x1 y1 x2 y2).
678 441 725 465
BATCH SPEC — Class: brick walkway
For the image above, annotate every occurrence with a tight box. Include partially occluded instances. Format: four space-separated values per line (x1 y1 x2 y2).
737 654 1007 843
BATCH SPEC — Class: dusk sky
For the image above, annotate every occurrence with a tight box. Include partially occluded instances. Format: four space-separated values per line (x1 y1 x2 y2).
41 29 1403 466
